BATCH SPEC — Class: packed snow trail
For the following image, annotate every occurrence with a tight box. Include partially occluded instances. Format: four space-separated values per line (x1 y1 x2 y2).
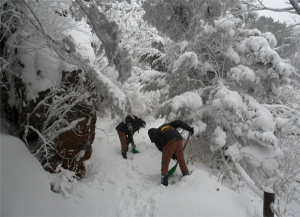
1 116 263 216
87 116 263 217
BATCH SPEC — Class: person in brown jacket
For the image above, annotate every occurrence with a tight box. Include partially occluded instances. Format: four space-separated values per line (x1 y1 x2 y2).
148 120 194 186
116 115 146 159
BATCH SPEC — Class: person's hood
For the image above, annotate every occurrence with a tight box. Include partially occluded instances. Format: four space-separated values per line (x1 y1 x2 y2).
148 128 157 143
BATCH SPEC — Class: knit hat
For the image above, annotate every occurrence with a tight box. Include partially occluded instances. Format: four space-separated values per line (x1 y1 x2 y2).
136 118 146 128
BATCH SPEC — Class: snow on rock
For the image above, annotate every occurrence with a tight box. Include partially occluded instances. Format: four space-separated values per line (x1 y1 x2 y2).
11 19 97 102
230 65 256 82
17 36 76 101
1 134 66 216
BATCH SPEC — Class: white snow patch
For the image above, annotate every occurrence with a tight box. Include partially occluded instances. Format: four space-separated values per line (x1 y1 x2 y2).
173 52 199 74
212 89 243 110
262 32 277 48
230 65 256 82
212 126 227 150
171 92 203 113
140 70 162 83
226 46 240 64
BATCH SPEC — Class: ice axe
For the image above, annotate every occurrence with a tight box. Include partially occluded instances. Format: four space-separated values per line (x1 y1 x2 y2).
168 133 192 176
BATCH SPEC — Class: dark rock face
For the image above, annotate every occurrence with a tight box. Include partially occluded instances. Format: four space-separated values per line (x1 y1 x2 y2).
41 70 97 178
1 68 97 178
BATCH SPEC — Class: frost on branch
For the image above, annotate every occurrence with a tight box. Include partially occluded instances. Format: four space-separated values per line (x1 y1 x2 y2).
96 71 131 119
142 0 204 41
142 0 241 41
232 35 292 97
74 0 132 83
137 48 167 72
210 86 278 149
211 126 227 151
230 65 256 82
172 52 199 75
155 91 203 122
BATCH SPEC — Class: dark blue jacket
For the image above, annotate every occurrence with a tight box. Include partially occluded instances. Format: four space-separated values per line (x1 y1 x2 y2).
148 120 193 151
116 115 145 142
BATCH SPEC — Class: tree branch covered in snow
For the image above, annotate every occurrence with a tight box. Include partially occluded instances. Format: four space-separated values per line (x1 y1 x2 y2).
240 0 300 16
74 0 132 83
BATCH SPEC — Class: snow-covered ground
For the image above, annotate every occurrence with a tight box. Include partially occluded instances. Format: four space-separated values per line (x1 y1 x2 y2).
1 116 264 217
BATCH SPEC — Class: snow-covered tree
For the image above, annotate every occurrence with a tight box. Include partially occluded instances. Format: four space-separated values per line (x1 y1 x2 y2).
141 1 300 214
0 0 132 177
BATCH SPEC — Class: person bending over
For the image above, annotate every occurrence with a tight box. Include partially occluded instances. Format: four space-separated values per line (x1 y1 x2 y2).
116 115 146 159
148 120 194 186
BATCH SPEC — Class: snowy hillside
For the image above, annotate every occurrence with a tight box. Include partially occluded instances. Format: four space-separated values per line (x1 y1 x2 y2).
1 117 263 217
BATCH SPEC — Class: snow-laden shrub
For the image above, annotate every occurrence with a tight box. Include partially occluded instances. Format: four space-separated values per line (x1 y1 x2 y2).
209 85 278 149
273 135 300 216
155 91 203 122
169 85 281 173
139 69 164 83
262 32 277 48
137 48 167 72
142 0 203 41
96 71 132 118
139 0 298 214
118 66 161 116
172 52 199 75
230 65 256 82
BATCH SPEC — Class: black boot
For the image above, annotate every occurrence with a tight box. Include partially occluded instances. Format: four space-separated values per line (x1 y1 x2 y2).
182 171 189 176
161 175 168 186
122 151 127 159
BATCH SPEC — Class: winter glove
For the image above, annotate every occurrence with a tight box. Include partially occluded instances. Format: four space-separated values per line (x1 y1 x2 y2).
189 127 194 135
132 149 140 154
131 142 136 149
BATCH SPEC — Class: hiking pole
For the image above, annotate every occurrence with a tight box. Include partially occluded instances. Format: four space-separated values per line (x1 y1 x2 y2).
168 133 192 176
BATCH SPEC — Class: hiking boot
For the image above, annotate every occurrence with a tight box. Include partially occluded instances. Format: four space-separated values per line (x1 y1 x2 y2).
161 175 168 186
122 151 127 159
182 171 189 176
